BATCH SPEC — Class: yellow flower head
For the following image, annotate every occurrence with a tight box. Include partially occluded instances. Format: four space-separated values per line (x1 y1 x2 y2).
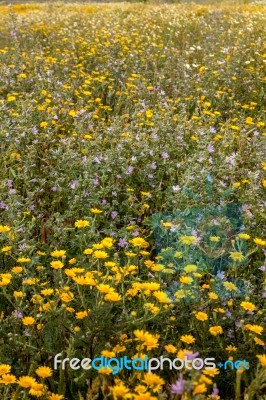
50 250 66 258
180 334 196 344
0 364 11 375
240 301 256 312
17 375 36 388
209 326 223 336
22 316 35 326
74 220 90 228
195 311 208 321
179 235 196 245
35 366 53 378
50 260 64 270
129 237 149 248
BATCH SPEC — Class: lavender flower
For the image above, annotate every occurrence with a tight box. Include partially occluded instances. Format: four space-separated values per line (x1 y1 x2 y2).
111 211 118 219
118 238 128 248
170 375 185 394
14 310 23 319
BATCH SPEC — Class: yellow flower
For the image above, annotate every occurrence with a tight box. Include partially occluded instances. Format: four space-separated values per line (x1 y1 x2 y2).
0 273 12 286
40 121 48 128
226 345 237 352
195 311 208 321
180 276 193 285
209 292 218 300
22 316 35 326
50 250 66 258
202 368 220 377
237 233 250 240
101 237 114 248
223 281 238 291
104 292 121 302
240 301 256 312
209 326 223 336
193 383 207 395
74 220 90 228
83 248 93 255
253 237 266 246
17 375 36 388
162 221 172 228
153 290 171 304
0 374 16 385
164 344 177 353
35 366 53 378
179 235 196 245
50 260 64 270
12 266 23 273
0 364 11 375
244 324 263 335
41 289 54 296
2 246 12 252
101 350 116 358
0 225 11 233
134 330 159 350
75 310 89 319
129 237 149 248
184 264 197 273
13 291 23 298
257 355 266 368
110 382 130 398
254 337 265 346
210 236 220 242
229 251 245 262
90 208 103 214
48 394 64 400
60 292 74 303
29 382 45 397
93 250 108 259
180 334 196 344
142 372 165 392
17 257 31 263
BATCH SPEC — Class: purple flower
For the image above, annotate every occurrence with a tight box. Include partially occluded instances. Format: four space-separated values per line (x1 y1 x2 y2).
0 201 7 209
133 231 139 237
207 144 215 153
162 152 169 159
126 166 134 175
118 238 128 248
14 310 23 319
9 189 16 195
51 186 58 192
185 352 199 361
6 180 13 188
212 387 219 399
111 211 118 219
150 162 157 170
216 270 226 280
70 180 78 189
170 375 185 395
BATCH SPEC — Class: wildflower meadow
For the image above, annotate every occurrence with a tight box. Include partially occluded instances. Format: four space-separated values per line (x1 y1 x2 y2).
0 2 265 399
